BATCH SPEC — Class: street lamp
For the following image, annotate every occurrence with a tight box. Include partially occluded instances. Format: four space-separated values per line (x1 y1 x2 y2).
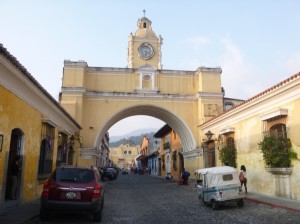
205 130 214 141
69 134 83 147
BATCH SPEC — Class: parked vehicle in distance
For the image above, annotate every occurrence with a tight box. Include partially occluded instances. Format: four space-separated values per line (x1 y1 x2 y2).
40 165 105 222
104 167 118 180
195 166 244 210
121 168 128 174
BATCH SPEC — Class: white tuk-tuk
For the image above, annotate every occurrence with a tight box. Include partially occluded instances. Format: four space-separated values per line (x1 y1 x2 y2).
195 166 244 210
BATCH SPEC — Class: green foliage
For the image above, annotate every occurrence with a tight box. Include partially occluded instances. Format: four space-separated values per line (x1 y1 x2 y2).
258 135 298 168
219 145 237 168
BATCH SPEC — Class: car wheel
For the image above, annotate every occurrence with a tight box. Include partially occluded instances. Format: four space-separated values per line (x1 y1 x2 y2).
202 196 208 206
39 208 48 221
237 199 244 207
211 200 219 210
101 197 104 209
93 210 102 222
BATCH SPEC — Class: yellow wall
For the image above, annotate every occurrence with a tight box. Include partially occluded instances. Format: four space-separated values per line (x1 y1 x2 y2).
200 89 300 199
60 63 224 182
0 85 42 202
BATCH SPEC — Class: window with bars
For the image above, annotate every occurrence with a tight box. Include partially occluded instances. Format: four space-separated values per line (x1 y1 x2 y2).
56 133 68 167
226 137 235 147
262 116 287 137
219 135 237 168
269 123 287 138
38 123 55 177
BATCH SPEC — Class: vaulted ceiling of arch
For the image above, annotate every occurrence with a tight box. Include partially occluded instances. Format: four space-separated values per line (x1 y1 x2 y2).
95 105 196 152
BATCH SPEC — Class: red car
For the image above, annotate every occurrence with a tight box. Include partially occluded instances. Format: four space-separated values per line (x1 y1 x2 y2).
40 165 105 222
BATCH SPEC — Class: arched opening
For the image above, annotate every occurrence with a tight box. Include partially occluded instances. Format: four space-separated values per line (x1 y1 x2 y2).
95 105 197 154
5 128 23 200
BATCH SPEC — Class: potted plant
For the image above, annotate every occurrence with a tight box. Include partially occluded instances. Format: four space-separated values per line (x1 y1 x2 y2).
258 135 298 174
218 145 237 168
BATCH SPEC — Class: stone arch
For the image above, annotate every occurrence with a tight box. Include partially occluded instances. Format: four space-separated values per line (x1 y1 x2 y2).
94 105 196 153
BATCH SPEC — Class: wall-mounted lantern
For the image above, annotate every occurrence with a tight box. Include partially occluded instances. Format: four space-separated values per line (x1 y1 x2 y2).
205 130 214 141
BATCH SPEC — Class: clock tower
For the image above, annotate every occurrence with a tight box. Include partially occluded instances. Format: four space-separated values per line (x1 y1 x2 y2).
127 13 163 70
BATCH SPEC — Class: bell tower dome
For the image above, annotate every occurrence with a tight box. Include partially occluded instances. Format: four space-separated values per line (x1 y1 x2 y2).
127 11 163 69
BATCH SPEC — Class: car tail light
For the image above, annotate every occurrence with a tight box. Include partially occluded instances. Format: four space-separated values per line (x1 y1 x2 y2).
219 189 223 197
42 181 49 197
92 184 102 198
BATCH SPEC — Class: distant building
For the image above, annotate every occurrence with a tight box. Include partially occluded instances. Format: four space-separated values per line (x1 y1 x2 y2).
110 143 140 170
154 124 183 180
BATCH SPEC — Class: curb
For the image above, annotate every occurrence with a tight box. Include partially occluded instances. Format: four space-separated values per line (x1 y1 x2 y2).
244 197 300 213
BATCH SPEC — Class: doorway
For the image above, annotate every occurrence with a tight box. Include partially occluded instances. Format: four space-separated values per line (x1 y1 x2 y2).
5 128 23 200
203 141 216 168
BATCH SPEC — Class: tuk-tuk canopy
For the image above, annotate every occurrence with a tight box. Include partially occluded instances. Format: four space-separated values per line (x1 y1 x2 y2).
195 166 240 188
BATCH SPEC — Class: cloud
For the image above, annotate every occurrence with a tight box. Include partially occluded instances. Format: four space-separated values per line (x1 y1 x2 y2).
218 35 265 99
185 36 211 51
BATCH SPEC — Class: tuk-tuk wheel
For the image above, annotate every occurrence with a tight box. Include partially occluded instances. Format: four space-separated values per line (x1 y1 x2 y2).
211 200 219 210
237 199 244 207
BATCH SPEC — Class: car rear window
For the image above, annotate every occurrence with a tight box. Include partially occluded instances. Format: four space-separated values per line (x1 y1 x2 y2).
107 168 116 172
54 168 94 183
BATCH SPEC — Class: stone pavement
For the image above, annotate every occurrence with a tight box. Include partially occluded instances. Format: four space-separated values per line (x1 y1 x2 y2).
0 178 300 224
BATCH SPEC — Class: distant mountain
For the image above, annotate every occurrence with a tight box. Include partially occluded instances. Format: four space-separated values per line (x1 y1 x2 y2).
109 128 159 142
109 128 161 148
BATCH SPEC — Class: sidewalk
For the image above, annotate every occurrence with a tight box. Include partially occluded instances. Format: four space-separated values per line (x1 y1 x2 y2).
0 198 40 224
187 178 300 213
244 191 300 213
190 178 300 213
162 177 300 213
1 181 300 224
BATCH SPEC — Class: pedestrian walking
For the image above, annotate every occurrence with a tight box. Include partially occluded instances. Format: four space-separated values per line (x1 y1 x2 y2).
239 165 247 194
181 169 190 185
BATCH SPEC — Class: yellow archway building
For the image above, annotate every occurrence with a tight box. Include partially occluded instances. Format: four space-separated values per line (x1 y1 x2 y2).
59 15 224 172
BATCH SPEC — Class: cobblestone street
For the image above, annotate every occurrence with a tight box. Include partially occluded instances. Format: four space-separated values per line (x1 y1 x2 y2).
25 173 300 224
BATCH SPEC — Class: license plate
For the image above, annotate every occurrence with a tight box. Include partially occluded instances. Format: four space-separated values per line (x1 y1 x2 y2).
65 192 76 199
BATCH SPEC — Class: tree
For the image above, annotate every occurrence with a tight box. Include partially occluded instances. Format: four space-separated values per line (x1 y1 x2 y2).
219 145 237 168
258 135 297 168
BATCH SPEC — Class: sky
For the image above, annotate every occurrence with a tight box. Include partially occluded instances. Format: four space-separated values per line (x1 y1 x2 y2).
1 1 300 136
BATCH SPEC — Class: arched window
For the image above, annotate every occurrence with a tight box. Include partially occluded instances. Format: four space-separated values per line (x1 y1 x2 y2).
270 123 287 138
226 137 235 147
142 74 152 89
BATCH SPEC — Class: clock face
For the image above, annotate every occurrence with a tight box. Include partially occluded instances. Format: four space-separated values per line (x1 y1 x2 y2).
138 43 154 60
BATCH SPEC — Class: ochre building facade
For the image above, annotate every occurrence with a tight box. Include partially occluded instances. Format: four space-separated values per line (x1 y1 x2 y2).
199 73 300 200
0 44 81 209
59 16 228 174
